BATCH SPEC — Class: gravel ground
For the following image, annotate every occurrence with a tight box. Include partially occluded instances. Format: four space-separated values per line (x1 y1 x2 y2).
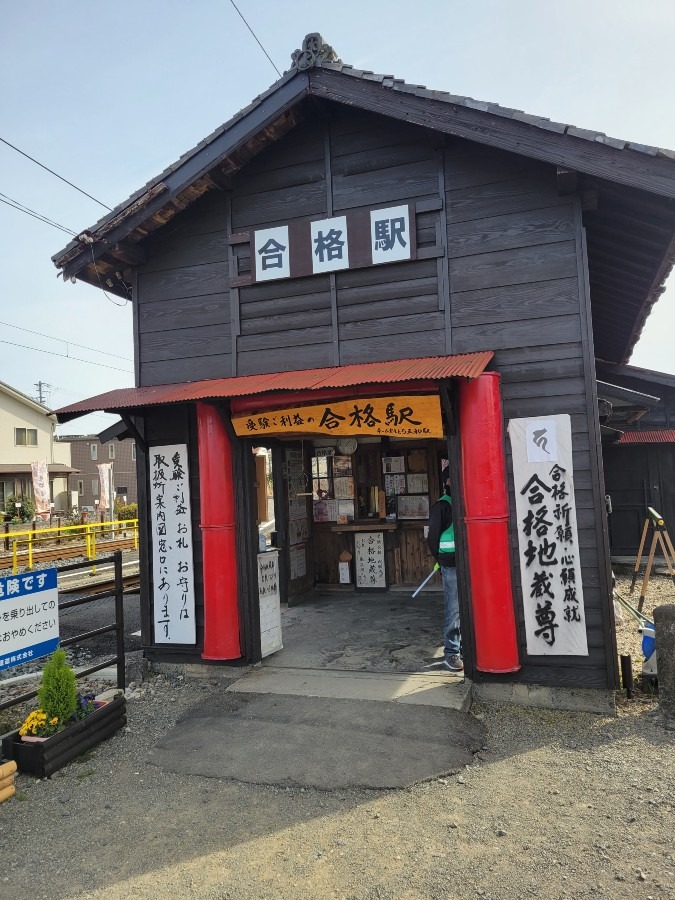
0 570 672 899
1 657 673 900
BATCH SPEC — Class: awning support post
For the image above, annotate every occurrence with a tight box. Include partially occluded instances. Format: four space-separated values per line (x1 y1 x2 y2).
196 401 241 660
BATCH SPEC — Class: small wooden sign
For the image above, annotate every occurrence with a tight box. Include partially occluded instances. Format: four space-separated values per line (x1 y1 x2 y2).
232 394 443 439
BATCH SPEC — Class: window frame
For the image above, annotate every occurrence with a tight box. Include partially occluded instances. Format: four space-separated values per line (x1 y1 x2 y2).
15 427 38 447
90 443 98 461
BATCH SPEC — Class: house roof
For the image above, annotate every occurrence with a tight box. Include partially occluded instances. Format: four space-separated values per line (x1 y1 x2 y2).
596 361 675 391
0 380 55 418
617 430 675 444
51 34 675 365
53 351 493 422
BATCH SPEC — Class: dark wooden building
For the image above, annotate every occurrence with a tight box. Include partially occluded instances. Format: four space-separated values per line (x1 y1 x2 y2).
52 35 675 705
598 364 675 556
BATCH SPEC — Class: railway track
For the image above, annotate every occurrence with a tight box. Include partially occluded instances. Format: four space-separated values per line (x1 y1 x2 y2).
0 536 137 571
59 572 141 598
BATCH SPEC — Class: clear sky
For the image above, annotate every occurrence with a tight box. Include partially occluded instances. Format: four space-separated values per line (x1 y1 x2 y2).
2 1 674 435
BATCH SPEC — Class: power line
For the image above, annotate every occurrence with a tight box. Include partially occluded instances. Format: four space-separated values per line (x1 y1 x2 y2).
0 192 76 234
0 136 112 210
0 194 76 237
0 320 133 362
0 338 133 373
227 0 282 77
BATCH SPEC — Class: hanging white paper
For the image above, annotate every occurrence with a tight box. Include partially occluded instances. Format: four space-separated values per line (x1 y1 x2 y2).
508 415 588 656
354 532 386 588
258 550 282 657
150 444 196 644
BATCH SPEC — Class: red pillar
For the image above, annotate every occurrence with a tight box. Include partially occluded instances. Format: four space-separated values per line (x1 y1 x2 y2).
459 373 520 673
196 401 241 660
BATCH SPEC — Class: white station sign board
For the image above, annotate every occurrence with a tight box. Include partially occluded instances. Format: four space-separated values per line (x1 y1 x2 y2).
0 568 59 671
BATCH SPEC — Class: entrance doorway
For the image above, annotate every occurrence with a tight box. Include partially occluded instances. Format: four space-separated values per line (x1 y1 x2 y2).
247 435 465 701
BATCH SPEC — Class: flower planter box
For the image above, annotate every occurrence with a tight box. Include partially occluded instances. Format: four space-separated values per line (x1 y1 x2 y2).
1 696 127 778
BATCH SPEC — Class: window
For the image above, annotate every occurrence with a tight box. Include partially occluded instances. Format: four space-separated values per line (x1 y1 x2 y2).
90 444 98 460
92 479 99 497
131 443 136 461
15 428 37 446
108 443 115 460
77 480 84 494
311 454 356 522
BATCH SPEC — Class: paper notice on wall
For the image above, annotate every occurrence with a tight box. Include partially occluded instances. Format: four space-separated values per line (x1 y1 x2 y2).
150 444 196 645
384 474 406 496
354 532 386 588
258 550 282 657
508 415 588 657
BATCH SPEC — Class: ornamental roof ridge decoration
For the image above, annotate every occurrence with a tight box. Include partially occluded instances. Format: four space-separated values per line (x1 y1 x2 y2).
290 33 340 71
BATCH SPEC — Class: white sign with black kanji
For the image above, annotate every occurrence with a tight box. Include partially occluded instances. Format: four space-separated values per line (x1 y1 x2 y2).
150 443 196 645
509 415 588 656
254 225 290 282
311 215 349 273
370 205 411 265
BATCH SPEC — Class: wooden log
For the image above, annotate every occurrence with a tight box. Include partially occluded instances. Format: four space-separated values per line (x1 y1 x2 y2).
0 760 17 779
0 784 16 804
0 773 16 791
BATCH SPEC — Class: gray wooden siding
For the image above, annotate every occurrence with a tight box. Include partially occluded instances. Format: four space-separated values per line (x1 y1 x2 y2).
136 192 231 386
445 142 613 689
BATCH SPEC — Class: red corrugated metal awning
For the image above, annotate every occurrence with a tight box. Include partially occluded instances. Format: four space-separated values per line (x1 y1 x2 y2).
54 352 493 422
617 430 675 444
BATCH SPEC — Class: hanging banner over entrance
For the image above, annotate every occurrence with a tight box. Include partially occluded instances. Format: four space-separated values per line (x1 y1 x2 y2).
232 394 443 439
508 414 588 657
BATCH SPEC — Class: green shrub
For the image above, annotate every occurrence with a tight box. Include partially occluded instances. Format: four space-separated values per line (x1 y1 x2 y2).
4 494 36 523
37 648 78 724
116 502 138 521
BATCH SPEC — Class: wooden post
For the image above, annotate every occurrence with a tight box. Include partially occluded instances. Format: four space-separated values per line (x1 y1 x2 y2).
630 518 650 593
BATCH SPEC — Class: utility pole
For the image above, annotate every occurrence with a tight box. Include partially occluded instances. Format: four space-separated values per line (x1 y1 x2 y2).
34 381 51 405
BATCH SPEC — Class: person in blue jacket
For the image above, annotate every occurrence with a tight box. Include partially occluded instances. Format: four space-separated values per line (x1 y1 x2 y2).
427 469 463 671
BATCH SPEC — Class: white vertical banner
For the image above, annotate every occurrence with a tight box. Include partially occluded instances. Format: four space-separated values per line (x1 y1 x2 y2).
150 444 196 644
258 550 282 657
97 463 112 510
31 460 50 516
508 414 588 656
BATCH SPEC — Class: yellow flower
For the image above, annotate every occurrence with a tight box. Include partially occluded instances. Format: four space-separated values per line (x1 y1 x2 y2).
49 717 59 725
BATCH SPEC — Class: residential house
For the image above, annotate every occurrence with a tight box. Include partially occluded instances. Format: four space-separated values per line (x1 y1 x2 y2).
57 431 138 510
0 380 74 512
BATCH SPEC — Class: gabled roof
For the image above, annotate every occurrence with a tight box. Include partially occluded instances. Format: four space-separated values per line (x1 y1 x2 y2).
596 361 675 391
0 380 54 418
51 34 675 365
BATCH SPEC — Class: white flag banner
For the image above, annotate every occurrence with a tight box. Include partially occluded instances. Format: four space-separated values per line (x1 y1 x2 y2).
508 414 588 657
97 463 112 511
31 460 50 516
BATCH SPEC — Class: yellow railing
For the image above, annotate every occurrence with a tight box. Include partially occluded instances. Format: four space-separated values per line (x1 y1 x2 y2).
3 519 138 574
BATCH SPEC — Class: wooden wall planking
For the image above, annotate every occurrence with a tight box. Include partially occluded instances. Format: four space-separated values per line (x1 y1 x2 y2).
136 191 231 387
445 145 614 688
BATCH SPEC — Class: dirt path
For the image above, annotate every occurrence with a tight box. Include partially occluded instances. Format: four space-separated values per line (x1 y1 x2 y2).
1 662 673 900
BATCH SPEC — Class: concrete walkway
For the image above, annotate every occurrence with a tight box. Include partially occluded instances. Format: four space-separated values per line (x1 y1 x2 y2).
148 587 479 790
148 690 485 790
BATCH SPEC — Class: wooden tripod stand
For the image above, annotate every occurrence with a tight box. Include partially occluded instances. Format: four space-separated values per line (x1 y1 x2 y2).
629 506 675 611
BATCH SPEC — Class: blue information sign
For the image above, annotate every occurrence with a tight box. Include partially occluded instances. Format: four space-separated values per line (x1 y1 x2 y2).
0 568 59 671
